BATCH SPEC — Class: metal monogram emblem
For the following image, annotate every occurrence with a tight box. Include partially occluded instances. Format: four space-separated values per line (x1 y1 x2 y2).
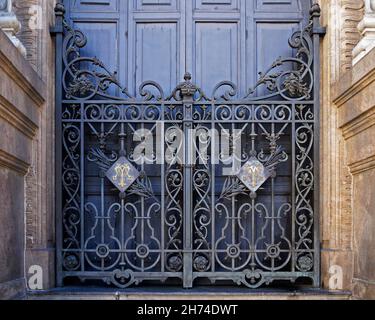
106 157 139 193
237 158 271 193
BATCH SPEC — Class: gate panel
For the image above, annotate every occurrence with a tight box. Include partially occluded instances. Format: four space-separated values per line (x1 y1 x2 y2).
190 101 316 287
55 1 323 288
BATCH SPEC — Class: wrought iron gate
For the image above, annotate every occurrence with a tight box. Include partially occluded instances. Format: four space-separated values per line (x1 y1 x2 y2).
54 2 324 289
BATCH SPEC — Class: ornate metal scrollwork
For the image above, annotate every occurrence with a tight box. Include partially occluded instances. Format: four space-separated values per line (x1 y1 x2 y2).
57 3 322 289
60 7 316 103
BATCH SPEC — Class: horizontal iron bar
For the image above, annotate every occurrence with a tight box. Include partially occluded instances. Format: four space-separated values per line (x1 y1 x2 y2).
61 271 314 279
63 272 182 278
62 249 316 254
61 100 316 105
193 272 315 278
61 120 316 124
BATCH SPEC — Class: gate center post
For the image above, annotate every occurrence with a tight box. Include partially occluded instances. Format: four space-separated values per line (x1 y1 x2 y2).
181 73 195 289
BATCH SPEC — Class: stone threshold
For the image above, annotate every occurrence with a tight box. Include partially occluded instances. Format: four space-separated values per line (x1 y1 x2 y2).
27 287 352 300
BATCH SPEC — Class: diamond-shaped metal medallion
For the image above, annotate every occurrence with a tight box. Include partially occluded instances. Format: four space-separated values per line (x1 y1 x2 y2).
237 158 271 193
106 157 139 193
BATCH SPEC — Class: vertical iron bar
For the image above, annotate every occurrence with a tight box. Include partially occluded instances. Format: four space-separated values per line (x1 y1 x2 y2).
53 1 65 288
231 120 235 271
292 103 296 273
211 102 215 273
80 103 85 272
160 117 165 273
100 124 105 250
141 119 145 272
312 2 323 288
120 123 126 268
183 91 193 288
250 120 256 269
271 121 275 272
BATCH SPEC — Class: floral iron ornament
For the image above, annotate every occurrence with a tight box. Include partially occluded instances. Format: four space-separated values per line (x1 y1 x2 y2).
58 3 318 102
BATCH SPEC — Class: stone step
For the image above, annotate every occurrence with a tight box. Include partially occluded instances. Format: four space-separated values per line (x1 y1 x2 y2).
27 287 352 300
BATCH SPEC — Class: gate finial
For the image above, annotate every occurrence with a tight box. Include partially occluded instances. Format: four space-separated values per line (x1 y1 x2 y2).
54 2 65 17
310 3 326 37
180 72 197 99
309 3 321 19
184 72 192 82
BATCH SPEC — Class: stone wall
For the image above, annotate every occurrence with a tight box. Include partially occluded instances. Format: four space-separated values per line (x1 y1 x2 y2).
23 0 56 294
0 29 45 299
319 0 358 293
334 47 375 299
320 0 375 299
0 0 55 299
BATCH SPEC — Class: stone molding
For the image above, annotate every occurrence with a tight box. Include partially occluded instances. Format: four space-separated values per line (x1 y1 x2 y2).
0 29 45 106
0 95 38 139
349 155 375 175
0 149 29 175
340 0 365 73
0 0 26 56
334 49 375 171
338 139 353 249
0 278 26 300
333 58 375 108
353 0 375 64
352 279 375 299
25 164 38 248
13 0 41 72
341 106 375 140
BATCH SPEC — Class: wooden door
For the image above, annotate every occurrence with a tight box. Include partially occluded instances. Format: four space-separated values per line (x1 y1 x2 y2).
64 0 311 95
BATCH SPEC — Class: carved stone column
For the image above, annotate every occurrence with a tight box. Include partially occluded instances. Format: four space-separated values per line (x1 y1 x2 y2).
353 0 375 64
13 0 42 73
0 0 26 56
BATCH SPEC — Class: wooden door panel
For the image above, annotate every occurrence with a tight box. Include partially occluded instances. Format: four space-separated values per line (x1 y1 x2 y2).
255 22 300 96
71 0 119 13
246 0 311 92
194 22 240 96
72 21 119 71
189 0 245 95
127 1 185 94
255 0 300 12
135 0 179 11
64 0 128 91
65 0 311 95
194 0 240 11
135 23 179 94
71 21 120 96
